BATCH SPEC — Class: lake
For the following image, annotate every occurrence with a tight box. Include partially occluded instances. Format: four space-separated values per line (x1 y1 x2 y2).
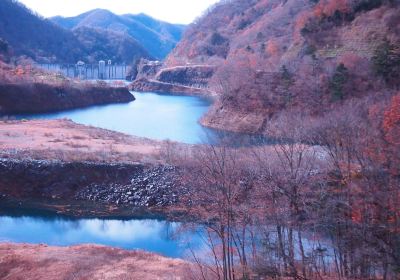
0 215 203 258
17 91 215 144
2 92 270 258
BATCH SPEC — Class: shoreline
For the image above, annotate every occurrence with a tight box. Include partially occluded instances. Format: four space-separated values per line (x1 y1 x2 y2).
0 82 134 115
0 243 190 280
0 119 181 218
129 78 269 134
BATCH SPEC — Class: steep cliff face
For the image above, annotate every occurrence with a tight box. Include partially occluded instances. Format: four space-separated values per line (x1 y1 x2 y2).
155 65 215 88
129 78 211 96
164 0 400 133
130 59 215 95
135 59 163 80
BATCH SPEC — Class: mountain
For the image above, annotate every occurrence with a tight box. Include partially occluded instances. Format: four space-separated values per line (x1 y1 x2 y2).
72 26 149 64
161 0 400 133
0 0 84 63
0 0 151 64
51 10 186 59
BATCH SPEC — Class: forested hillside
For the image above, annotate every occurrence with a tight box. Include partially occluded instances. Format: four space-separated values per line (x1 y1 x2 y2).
72 26 149 64
164 0 400 133
0 0 84 63
51 10 186 59
0 0 153 63
156 1 400 278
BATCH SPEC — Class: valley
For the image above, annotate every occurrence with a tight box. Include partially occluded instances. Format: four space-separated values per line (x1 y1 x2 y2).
0 0 399 279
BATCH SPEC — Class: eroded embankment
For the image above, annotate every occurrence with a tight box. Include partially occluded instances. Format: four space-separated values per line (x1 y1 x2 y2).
130 63 216 97
0 119 185 217
0 82 134 114
130 77 213 96
0 158 181 217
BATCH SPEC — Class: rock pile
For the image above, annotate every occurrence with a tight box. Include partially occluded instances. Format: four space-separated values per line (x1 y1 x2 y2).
76 166 182 207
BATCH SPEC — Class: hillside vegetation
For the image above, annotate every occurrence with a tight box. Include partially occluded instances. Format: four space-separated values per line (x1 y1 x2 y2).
51 10 186 59
72 26 149 64
0 0 166 64
0 62 134 114
0 0 84 63
164 0 400 133
147 2 400 278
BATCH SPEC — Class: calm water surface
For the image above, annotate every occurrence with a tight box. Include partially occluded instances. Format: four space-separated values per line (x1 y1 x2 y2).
0 215 203 258
18 91 214 144
4 92 266 255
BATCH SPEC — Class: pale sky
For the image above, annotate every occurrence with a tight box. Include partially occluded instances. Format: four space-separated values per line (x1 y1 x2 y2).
18 0 220 24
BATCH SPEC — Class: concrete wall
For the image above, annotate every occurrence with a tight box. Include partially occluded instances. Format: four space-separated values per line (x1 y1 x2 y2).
37 64 131 80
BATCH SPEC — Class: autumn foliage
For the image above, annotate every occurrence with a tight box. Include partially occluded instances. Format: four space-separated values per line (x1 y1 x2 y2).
313 0 352 18
163 0 400 136
160 1 400 278
384 93 400 145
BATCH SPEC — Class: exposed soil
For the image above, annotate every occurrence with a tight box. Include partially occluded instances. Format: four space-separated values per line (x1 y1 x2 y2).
130 78 214 97
200 101 268 134
0 243 190 280
0 119 163 163
0 119 189 217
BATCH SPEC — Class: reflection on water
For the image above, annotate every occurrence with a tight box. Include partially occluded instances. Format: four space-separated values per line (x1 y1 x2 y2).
0 216 203 258
16 91 214 144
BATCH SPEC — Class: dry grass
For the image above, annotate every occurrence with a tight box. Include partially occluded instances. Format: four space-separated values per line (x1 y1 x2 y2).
0 243 191 280
0 119 167 163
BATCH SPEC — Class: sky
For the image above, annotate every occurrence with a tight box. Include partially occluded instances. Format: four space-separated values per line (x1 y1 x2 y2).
18 0 220 24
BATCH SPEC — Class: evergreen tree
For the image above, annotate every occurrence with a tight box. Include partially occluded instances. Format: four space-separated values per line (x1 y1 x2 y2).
330 63 349 100
372 39 400 86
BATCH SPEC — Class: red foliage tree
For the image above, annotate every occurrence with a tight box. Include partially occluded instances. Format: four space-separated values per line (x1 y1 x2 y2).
383 93 400 146
313 0 351 18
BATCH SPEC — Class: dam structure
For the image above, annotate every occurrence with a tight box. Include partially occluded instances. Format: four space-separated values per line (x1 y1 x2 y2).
36 60 131 80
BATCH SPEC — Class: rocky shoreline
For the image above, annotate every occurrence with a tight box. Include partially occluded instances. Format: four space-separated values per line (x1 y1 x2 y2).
0 158 183 218
130 77 212 96
75 165 182 208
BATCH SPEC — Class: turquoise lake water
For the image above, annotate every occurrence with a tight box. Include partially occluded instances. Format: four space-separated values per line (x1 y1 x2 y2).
18 91 215 144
